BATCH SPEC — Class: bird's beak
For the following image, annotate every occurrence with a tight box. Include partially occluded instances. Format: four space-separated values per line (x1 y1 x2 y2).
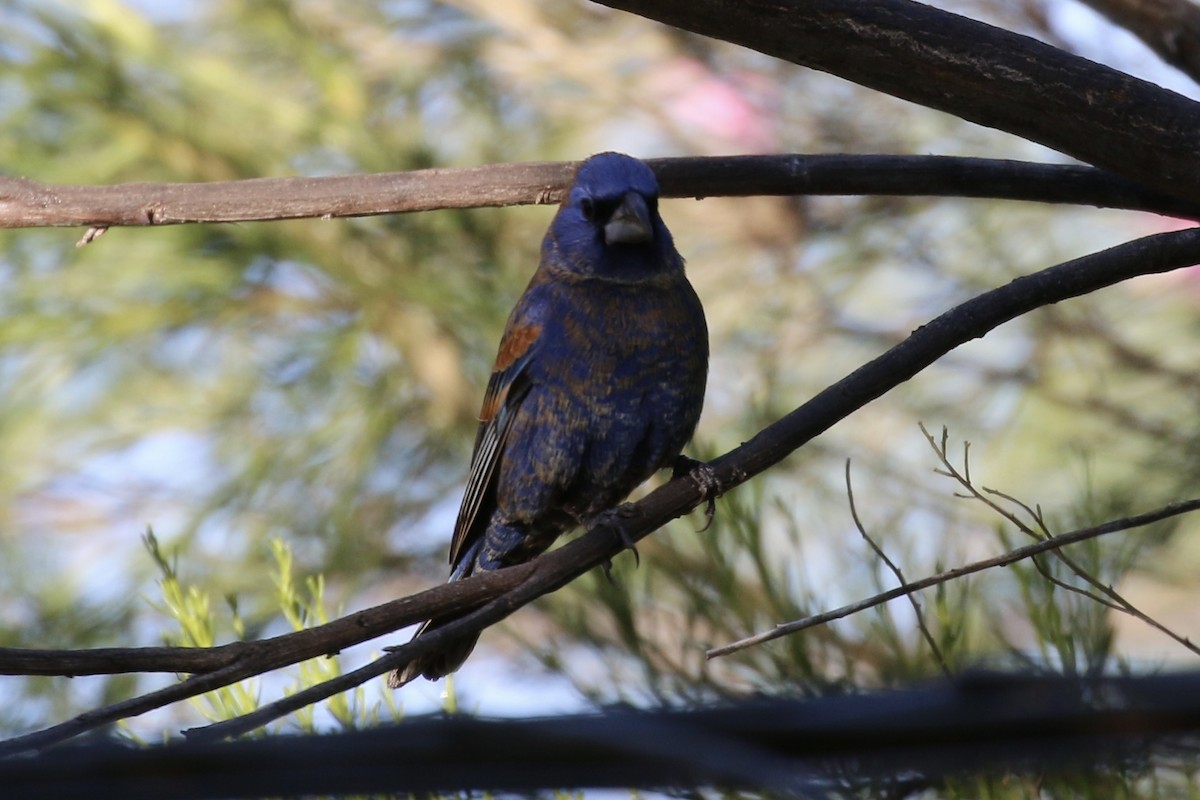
604 191 653 245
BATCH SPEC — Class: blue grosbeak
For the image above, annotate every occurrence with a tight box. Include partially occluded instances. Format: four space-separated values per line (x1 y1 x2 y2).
390 152 708 687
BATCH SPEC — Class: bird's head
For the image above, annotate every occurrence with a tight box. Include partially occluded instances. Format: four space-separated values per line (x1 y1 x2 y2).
545 152 680 282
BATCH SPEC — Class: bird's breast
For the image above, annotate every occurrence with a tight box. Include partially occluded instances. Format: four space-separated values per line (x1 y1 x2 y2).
549 281 704 396
534 278 706 499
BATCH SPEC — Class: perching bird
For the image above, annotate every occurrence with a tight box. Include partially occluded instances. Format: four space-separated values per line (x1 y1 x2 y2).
390 152 708 687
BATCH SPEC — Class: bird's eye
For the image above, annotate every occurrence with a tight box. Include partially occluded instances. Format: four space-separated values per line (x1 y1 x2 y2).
580 197 595 220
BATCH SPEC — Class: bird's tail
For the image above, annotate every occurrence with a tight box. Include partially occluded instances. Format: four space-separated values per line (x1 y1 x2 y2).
387 617 481 689
387 544 482 689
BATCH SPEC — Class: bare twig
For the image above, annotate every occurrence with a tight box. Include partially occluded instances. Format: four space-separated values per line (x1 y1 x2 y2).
707 498 1200 659
75 226 107 246
3 155 1199 230
921 424 1200 658
844 459 950 676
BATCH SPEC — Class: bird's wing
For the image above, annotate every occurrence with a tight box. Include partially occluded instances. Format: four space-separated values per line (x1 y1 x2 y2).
447 321 540 568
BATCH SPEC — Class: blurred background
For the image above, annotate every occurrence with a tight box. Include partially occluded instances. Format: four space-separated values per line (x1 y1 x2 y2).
1 0 1198 777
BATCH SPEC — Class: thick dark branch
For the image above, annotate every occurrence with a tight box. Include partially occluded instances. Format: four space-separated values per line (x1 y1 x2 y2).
1081 0 1200 85
13 674 1200 798
592 0 1200 205
2 156 1198 230
704 227 1200 487
7 227 1200 751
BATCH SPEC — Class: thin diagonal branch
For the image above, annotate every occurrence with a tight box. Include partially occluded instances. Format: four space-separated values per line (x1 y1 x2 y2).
159 226 1200 741
184 542 601 742
922 424 1200 658
703 226 1200 491
7 226 1200 751
0 567 532 756
708 498 1200 659
845 459 949 676
3 155 1199 230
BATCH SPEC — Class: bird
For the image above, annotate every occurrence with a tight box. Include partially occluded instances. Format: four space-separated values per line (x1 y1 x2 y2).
390 152 708 687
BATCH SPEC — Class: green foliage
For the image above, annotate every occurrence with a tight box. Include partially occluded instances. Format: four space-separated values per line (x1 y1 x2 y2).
146 530 405 733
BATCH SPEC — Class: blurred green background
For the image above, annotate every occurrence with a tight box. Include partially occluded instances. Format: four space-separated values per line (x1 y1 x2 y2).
2 0 1199 781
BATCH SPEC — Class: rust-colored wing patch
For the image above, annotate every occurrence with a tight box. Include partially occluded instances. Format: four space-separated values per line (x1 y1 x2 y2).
493 323 540 374
447 324 540 567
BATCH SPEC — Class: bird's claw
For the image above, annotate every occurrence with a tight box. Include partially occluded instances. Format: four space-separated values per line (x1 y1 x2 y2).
592 503 641 568
673 455 721 531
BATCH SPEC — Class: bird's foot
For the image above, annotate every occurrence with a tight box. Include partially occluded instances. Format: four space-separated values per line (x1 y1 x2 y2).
672 455 722 531
591 503 641 569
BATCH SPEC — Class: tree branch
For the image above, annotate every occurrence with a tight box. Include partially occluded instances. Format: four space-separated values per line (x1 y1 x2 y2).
0 567 525 677
1081 0 1200 85
17 674 1200 798
0 568 533 756
2 155 1198 230
708 497 1200 659
6 226 1200 751
845 459 950 676
592 0 1200 205
922 424 1200 658
703 225 1200 491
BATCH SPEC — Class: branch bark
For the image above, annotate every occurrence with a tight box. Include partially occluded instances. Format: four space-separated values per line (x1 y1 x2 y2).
0 567 524 677
5 224 1197 753
3 155 1199 229
1081 0 1200 85
179 212 1200 732
17 674 1200 797
592 0 1200 205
